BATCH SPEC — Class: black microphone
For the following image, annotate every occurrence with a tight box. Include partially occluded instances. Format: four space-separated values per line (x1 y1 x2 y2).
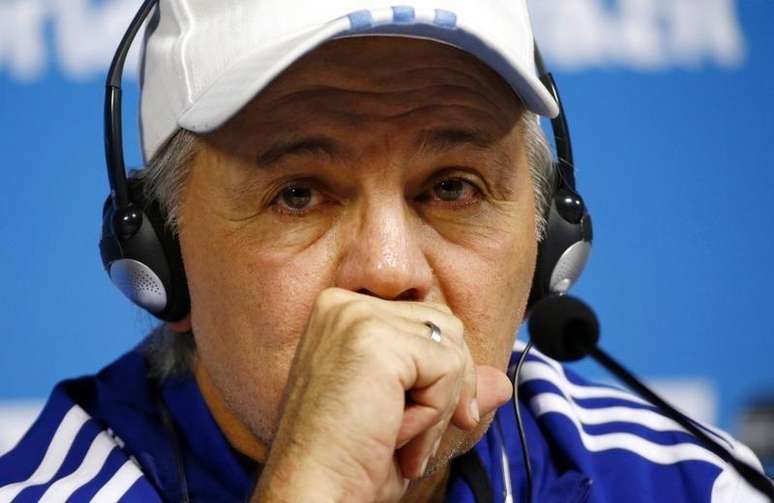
528 295 774 501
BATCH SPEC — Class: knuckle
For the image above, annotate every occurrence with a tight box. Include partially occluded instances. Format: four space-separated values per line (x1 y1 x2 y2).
317 287 345 310
340 299 370 323
348 317 382 352
427 302 452 314
328 298 369 333
349 316 377 336
453 346 466 372
449 316 465 338
441 344 466 376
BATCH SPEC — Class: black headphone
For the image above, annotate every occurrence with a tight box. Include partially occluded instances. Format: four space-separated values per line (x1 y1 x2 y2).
99 0 592 322
99 0 188 322
528 48 594 307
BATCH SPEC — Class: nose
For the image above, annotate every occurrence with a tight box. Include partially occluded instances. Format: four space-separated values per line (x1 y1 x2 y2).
334 195 433 302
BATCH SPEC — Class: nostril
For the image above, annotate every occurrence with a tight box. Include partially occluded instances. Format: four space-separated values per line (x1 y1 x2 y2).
395 288 419 301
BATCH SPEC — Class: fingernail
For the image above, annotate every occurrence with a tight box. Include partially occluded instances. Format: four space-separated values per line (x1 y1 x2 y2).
470 398 480 423
419 455 430 476
432 437 442 456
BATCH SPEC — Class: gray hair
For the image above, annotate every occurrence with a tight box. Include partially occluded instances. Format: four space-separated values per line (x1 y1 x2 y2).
136 129 198 235
140 112 556 379
137 128 198 378
522 112 556 240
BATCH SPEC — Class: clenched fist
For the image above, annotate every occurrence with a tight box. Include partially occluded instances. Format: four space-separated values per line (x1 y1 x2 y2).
253 288 513 502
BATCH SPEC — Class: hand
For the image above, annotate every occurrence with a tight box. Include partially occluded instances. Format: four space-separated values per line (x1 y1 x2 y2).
253 288 513 502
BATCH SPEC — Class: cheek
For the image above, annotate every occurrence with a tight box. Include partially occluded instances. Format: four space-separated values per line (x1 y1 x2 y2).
183 223 336 354
432 201 537 371
180 159 338 348
179 186 341 434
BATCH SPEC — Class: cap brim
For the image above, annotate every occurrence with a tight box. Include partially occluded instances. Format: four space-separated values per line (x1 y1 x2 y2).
178 16 559 135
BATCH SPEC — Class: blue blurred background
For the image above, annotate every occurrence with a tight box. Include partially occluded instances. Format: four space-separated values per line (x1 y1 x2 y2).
1 0 772 462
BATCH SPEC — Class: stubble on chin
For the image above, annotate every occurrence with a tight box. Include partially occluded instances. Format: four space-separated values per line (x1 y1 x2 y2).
423 412 496 479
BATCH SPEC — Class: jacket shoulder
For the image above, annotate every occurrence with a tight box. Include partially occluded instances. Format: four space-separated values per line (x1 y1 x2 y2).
511 342 768 503
0 381 161 502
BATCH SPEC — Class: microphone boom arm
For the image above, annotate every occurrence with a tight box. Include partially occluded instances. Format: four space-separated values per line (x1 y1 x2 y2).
528 294 774 501
589 347 774 500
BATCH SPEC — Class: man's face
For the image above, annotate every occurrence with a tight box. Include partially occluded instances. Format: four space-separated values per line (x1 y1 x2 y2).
178 37 538 466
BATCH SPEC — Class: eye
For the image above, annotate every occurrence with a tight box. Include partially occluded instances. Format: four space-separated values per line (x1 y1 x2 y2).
420 177 481 206
434 179 467 201
281 186 312 209
271 182 323 214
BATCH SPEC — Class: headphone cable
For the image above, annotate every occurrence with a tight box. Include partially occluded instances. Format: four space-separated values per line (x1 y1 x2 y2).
510 340 534 503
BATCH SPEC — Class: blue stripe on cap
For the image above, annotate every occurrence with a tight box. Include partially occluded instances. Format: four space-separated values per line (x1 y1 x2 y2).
433 9 457 28
348 10 374 30
392 6 415 24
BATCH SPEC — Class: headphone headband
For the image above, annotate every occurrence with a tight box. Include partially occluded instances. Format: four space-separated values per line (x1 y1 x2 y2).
534 44 576 190
104 0 157 217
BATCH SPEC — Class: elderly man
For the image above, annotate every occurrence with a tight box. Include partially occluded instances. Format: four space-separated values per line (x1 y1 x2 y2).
0 0 767 502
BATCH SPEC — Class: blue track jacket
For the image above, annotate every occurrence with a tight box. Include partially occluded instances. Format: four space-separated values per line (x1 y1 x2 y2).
0 339 767 502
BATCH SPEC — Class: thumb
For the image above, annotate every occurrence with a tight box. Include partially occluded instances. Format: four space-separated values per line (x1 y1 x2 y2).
475 365 513 417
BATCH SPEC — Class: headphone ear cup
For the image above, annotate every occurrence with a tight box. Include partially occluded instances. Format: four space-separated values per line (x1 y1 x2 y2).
528 186 593 309
99 175 190 322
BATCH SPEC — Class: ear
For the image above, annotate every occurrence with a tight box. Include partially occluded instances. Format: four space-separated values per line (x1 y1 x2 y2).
167 315 192 333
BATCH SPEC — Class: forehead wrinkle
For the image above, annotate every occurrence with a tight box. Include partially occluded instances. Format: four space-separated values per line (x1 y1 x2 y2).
373 65 513 110
222 103 514 173
252 88 516 140
213 36 526 165
378 64 489 87
380 104 507 132
415 126 497 157
254 134 350 168
265 83 505 119
281 106 508 146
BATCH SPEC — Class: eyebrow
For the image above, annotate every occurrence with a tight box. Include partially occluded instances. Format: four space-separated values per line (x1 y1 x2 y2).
416 127 498 155
255 135 347 168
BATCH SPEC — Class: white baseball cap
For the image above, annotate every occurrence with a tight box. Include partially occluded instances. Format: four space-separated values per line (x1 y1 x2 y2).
140 0 559 162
